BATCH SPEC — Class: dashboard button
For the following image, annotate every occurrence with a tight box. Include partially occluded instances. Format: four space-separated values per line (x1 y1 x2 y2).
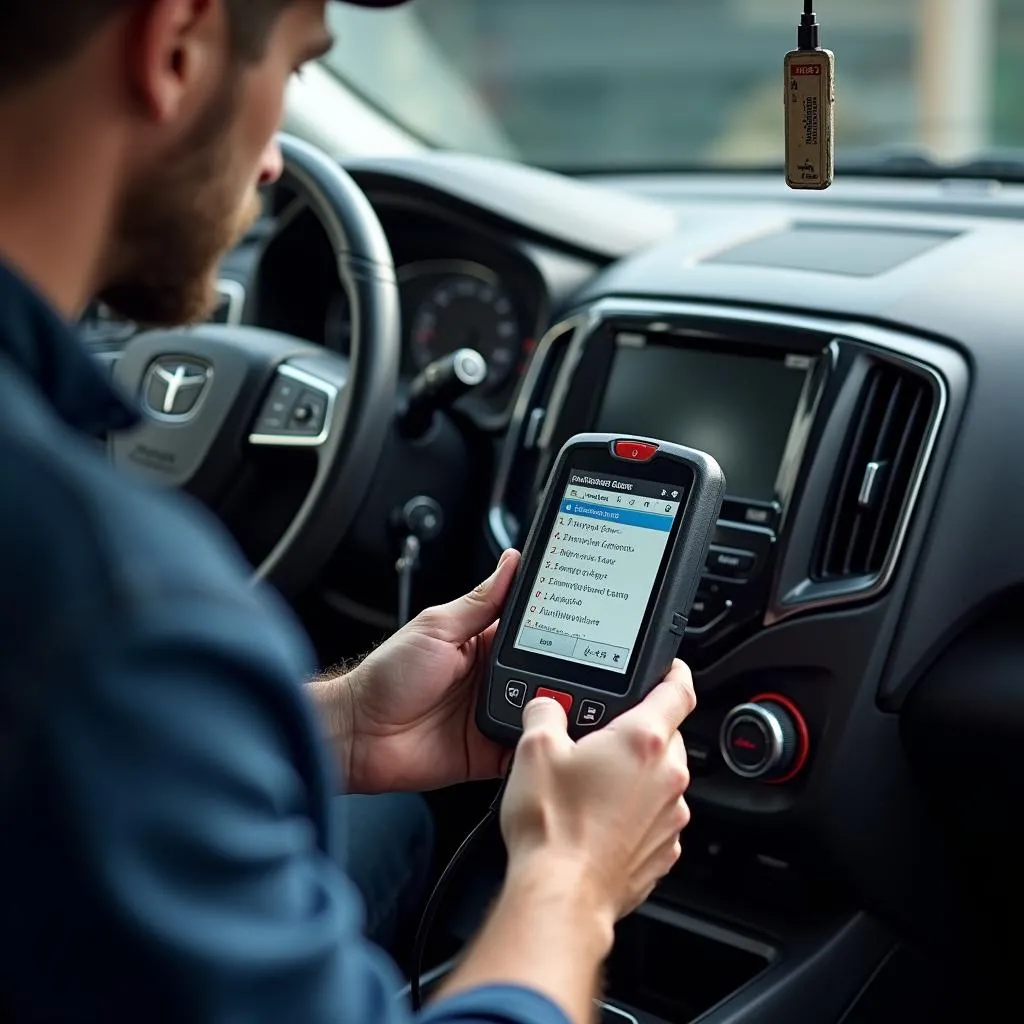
685 739 711 773
719 696 808 782
536 687 573 716
688 591 726 631
613 440 658 462
721 499 780 530
724 716 773 774
742 505 777 528
707 547 757 580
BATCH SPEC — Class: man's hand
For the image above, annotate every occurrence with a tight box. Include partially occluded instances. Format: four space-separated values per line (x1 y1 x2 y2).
501 660 696 923
438 661 696 1022
314 550 521 795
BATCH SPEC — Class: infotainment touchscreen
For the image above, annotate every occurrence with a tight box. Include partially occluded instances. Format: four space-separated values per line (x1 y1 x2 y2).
595 341 814 503
512 470 684 675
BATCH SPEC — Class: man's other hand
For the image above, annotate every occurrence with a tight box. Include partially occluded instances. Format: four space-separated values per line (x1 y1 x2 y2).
336 550 521 794
501 661 696 926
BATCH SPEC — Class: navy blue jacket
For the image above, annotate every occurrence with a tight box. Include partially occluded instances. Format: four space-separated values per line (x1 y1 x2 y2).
0 259 566 1024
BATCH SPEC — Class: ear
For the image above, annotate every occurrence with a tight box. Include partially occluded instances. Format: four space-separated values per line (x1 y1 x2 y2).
126 0 226 123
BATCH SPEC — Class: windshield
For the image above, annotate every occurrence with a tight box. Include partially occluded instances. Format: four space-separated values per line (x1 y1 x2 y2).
323 0 1024 175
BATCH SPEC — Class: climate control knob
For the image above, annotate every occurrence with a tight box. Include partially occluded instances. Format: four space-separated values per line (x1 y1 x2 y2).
719 695 809 782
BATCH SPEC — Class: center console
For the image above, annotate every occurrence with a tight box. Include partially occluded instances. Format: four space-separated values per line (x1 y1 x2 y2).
489 297 946 786
492 299 944 666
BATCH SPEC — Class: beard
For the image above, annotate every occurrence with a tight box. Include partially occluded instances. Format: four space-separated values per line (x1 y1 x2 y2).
97 72 263 327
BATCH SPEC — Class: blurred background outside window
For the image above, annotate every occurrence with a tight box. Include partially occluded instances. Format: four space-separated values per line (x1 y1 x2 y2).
321 0 1022 173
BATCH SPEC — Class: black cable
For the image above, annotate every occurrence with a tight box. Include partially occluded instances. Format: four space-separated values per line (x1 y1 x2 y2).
798 0 820 50
395 535 421 628
409 768 513 1012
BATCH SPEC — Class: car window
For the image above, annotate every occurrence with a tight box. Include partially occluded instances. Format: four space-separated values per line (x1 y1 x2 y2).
322 0 1024 175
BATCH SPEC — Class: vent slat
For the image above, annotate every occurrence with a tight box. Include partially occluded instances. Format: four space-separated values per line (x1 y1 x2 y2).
818 373 882 578
865 387 926 572
841 515 864 578
869 376 901 463
813 363 933 584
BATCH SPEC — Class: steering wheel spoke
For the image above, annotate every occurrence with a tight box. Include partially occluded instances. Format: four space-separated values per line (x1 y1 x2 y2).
249 358 347 451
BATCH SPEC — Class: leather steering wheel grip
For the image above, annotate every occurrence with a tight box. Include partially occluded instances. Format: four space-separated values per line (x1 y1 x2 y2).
256 134 401 593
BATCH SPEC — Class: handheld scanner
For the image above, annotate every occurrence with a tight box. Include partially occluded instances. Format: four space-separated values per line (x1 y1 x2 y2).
477 433 725 746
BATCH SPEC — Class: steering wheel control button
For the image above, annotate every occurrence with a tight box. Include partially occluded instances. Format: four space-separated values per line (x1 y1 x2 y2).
269 377 300 407
613 439 658 462
255 380 298 432
720 697 808 783
504 680 526 708
706 547 757 580
289 389 328 435
536 687 574 717
254 411 286 433
576 700 606 728
671 612 688 636
251 367 337 447
253 378 300 432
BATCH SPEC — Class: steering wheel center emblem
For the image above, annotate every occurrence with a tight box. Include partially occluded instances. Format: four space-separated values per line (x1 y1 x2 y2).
142 358 212 420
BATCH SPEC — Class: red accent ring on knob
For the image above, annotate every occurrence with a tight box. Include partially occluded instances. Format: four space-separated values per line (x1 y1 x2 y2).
750 692 810 784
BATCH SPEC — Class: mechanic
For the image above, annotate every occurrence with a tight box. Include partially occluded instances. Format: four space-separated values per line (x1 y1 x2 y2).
0 2 696 1023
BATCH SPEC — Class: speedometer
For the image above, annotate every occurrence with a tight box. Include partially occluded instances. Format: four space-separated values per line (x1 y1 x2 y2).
409 271 521 390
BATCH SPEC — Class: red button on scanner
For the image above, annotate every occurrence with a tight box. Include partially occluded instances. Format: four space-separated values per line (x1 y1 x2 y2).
613 440 658 462
536 688 574 717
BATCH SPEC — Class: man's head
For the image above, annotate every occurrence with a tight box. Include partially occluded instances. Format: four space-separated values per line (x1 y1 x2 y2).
0 0 400 325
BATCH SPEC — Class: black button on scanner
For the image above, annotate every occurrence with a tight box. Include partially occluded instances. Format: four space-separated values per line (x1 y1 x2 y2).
505 680 526 708
577 700 606 727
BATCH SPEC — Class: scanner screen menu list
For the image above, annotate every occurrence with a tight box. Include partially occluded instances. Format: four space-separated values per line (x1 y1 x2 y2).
513 470 683 674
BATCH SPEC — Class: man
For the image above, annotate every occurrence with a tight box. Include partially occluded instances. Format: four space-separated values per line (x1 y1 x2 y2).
0 2 696 1023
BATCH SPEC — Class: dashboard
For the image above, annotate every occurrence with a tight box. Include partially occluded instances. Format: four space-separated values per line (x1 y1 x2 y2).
325 157 1024 1005
88 147 1024 1018
247 196 556 428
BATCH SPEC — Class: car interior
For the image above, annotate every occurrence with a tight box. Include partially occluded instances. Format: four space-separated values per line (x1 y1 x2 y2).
82 1 1024 1020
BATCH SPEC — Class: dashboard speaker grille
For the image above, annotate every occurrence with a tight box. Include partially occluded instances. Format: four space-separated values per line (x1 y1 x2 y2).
814 362 935 582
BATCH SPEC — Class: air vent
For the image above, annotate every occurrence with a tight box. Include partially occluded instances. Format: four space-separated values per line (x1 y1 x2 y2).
491 319 577 550
814 362 935 583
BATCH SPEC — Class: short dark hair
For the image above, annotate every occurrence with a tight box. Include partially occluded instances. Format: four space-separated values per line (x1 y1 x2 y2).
0 0 296 93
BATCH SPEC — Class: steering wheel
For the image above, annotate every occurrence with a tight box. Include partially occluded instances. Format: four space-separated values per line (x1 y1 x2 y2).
110 134 401 596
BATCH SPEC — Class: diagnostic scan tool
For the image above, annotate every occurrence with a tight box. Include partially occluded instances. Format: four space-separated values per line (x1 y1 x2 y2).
478 433 725 746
